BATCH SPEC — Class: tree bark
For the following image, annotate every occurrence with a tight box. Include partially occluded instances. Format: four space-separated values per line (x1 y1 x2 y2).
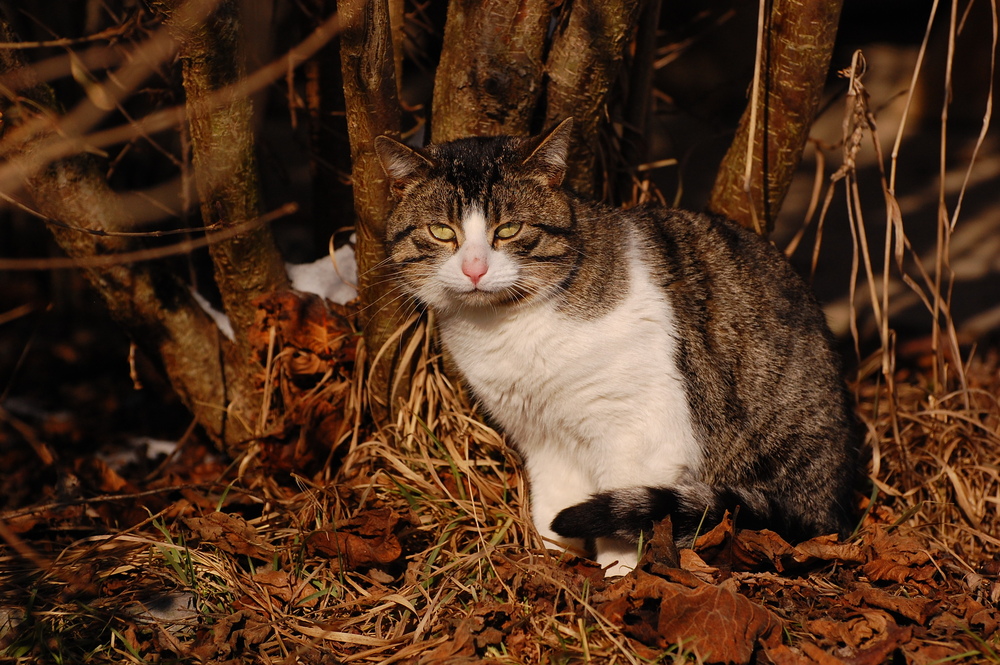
544 0 641 197
707 0 843 235
0 21 248 450
156 0 291 452
337 0 404 422
431 0 552 142
166 0 290 347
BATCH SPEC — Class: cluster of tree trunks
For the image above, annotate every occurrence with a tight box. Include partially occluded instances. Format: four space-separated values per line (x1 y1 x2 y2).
0 0 842 455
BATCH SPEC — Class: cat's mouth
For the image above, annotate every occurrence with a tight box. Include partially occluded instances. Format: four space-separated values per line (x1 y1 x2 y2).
446 284 527 309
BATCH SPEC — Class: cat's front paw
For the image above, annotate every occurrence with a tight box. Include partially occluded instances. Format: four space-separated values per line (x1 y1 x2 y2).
595 537 639 577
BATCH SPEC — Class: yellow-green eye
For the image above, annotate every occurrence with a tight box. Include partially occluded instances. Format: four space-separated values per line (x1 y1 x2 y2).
495 222 522 240
429 223 456 241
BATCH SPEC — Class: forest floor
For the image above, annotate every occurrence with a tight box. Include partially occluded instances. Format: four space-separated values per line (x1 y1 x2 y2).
0 287 998 664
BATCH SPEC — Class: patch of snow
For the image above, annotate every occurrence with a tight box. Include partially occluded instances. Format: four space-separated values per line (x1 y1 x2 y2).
97 437 182 470
286 238 358 305
190 289 234 341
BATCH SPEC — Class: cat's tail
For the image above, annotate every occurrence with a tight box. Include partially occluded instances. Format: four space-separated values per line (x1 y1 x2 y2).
549 482 772 547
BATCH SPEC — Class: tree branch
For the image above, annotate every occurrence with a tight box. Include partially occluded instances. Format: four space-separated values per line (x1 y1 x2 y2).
165 0 290 346
431 0 552 141
707 0 844 235
337 0 404 421
544 0 641 197
0 20 250 450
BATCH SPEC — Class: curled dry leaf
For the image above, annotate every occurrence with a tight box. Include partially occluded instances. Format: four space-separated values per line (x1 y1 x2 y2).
184 512 274 560
252 291 355 371
843 585 937 624
251 569 318 608
637 516 680 571
307 507 403 571
251 290 356 469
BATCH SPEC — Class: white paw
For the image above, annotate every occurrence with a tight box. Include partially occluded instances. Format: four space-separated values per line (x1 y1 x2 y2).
595 537 639 577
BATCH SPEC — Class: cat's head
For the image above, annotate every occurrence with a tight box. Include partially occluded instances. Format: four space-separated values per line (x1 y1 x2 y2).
374 119 577 314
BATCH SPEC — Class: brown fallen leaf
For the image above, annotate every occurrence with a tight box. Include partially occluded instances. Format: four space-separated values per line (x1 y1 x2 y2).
252 569 317 608
732 529 803 572
308 507 402 570
415 622 477 664
638 516 680 571
679 548 720 583
596 570 782 663
799 642 849 664
845 621 912 665
794 534 866 564
844 584 937 624
861 557 937 589
185 512 274 560
728 530 866 574
762 643 831 664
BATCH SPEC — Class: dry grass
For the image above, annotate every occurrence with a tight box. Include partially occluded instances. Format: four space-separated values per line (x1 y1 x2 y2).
2 308 998 663
2 1 1000 663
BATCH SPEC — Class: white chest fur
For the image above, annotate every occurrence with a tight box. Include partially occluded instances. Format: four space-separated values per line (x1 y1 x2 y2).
437 240 702 500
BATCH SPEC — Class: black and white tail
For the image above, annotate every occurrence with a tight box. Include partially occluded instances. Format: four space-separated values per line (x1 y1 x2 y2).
550 482 783 547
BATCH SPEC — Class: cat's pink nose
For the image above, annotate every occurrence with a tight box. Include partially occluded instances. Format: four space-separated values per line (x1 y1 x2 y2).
462 256 488 286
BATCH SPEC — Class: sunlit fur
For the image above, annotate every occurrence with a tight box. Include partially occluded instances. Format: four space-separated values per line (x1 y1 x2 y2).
374 120 859 577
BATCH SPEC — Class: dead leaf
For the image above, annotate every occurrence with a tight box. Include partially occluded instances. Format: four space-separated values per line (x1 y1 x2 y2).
844 584 937 624
596 570 782 663
733 529 802 572
679 548 720 583
638 516 680 571
416 622 477 664
308 508 402 570
184 512 274 560
799 642 848 664
252 569 317 608
795 534 866 564
846 621 912 665
763 643 829 664
902 642 977 665
861 557 937 588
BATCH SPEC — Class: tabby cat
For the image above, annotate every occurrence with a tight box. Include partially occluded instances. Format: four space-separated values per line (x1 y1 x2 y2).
374 119 859 576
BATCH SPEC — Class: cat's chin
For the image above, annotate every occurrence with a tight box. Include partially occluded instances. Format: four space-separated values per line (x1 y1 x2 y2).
428 288 533 314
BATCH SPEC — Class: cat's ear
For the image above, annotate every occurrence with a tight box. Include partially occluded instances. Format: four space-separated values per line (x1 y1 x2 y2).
374 135 434 197
522 117 573 188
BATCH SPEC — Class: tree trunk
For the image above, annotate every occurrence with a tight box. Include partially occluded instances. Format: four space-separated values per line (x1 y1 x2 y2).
0 20 247 450
707 0 843 235
431 0 553 142
544 0 641 198
616 0 661 200
337 0 404 422
160 0 291 452
166 0 290 342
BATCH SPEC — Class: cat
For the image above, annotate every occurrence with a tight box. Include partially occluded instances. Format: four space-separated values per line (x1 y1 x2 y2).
374 118 859 576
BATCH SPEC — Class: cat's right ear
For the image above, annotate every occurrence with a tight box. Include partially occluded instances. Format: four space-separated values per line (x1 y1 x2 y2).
522 117 573 188
374 135 434 197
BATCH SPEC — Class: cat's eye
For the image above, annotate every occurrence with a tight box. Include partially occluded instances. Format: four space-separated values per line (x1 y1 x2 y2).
495 222 522 240
428 223 456 241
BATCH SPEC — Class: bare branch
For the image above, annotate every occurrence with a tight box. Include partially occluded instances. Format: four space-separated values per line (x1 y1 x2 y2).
337 0 404 421
544 0 641 197
431 0 552 141
707 0 844 235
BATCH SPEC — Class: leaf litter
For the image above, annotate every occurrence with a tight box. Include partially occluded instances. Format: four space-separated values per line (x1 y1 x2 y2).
0 300 999 664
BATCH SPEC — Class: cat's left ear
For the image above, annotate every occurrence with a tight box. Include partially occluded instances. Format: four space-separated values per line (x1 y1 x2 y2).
374 135 434 197
522 117 573 188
